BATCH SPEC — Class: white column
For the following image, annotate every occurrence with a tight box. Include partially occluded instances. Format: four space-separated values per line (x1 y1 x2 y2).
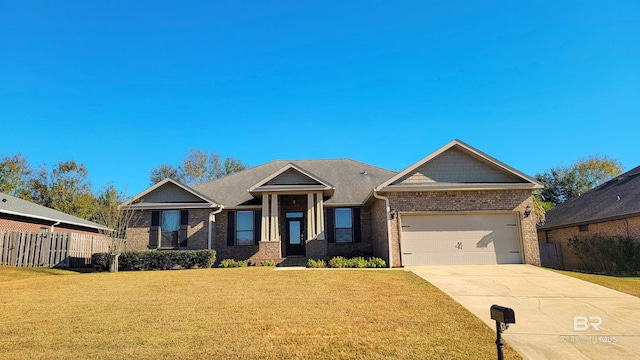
307 193 315 240
261 193 269 242
270 193 279 241
316 192 325 240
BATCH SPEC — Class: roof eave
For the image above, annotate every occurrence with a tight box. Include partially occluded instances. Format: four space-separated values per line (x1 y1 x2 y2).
378 183 542 192
0 209 110 231
121 203 220 210
538 211 640 231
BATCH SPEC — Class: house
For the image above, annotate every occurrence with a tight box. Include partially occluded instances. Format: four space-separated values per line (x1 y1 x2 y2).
123 140 543 267
538 165 640 270
0 192 107 235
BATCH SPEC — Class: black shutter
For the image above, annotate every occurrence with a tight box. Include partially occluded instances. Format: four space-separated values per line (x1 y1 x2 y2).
227 211 235 246
179 210 188 248
254 210 262 245
353 208 361 243
326 208 335 243
149 211 160 248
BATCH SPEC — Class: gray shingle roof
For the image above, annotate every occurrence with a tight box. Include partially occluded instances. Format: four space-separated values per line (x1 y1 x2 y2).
193 159 397 207
539 166 640 230
0 192 107 231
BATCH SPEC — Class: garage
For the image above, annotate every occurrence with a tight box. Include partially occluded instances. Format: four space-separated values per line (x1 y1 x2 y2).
400 213 523 266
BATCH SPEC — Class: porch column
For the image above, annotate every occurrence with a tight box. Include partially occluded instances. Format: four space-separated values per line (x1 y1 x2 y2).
261 193 269 242
316 192 325 240
270 193 280 241
307 193 316 240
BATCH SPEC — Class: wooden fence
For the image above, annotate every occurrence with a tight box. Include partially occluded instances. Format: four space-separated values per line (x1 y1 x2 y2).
0 231 109 268
539 242 563 269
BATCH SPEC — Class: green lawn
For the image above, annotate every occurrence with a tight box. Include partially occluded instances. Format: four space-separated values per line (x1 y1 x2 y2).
553 269 640 298
0 267 521 360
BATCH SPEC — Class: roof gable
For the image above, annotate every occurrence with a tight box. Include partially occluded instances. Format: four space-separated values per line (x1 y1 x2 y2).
249 163 334 194
377 139 542 191
122 178 218 209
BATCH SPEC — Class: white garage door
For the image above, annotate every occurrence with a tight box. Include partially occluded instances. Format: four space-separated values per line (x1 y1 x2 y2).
400 213 523 266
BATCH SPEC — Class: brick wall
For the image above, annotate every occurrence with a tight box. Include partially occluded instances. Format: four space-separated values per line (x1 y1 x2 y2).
326 206 373 258
370 199 389 264
539 215 640 270
126 209 210 251
385 189 540 266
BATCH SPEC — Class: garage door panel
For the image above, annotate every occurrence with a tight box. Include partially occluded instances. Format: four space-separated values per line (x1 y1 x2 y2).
400 213 522 265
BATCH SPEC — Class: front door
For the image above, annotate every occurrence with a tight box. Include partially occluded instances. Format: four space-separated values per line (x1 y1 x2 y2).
285 212 305 256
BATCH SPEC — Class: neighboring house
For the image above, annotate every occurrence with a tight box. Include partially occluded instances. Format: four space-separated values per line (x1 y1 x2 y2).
0 192 108 235
123 140 543 267
538 166 640 270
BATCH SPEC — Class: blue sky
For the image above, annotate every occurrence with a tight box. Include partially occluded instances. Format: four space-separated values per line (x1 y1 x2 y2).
1 1 638 197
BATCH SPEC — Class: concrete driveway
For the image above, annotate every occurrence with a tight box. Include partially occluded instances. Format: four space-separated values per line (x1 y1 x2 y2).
407 265 640 360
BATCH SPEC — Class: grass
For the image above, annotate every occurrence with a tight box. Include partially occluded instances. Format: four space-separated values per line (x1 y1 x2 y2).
553 269 640 298
0 267 521 360
0 265 76 283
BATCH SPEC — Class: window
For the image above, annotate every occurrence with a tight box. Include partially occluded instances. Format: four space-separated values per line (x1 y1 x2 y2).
236 211 254 246
335 208 353 243
579 224 589 232
39 227 48 235
161 210 180 248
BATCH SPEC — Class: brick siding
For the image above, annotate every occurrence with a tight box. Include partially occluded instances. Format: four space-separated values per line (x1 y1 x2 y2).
385 189 541 266
538 215 640 270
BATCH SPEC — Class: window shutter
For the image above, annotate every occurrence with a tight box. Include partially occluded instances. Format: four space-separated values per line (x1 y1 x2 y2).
149 211 160 248
179 210 188 248
227 211 235 246
254 210 262 245
353 208 361 243
326 208 335 243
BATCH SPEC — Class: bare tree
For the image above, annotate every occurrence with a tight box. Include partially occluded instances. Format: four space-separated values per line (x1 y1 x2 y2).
94 184 135 272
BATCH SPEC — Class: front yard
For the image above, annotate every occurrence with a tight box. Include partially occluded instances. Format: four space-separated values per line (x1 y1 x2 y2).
0 267 520 359
553 269 640 297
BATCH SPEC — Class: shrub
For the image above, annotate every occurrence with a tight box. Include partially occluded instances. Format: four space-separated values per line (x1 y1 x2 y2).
219 259 249 268
91 250 216 272
260 259 276 267
91 253 109 271
327 256 387 268
568 235 640 274
367 257 387 268
328 256 349 268
306 259 327 268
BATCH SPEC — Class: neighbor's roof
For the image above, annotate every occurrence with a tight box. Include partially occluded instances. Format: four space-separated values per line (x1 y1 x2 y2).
0 192 108 231
539 165 640 230
194 159 397 207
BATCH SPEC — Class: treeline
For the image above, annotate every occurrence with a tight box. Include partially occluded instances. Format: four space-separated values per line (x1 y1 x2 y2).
0 149 246 222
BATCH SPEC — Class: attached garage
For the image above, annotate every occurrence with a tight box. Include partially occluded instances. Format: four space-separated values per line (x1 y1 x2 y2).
400 213 523 266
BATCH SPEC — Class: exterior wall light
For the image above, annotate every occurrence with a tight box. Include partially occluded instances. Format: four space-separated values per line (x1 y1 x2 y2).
524 205 532 217
389 208 396 220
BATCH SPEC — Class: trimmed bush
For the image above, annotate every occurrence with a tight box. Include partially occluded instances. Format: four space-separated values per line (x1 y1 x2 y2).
306 259 327 268
91 250 217 272
260 259 276 267
327 256 387 268
568 235 640 274
219 259 249 268
91 252 109 271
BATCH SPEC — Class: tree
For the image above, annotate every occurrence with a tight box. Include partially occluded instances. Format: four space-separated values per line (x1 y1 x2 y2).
536 155 623 207
93 184 135 272
0 154 31 196
149 149 247 186
149 164 184 185
22 160 97 220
